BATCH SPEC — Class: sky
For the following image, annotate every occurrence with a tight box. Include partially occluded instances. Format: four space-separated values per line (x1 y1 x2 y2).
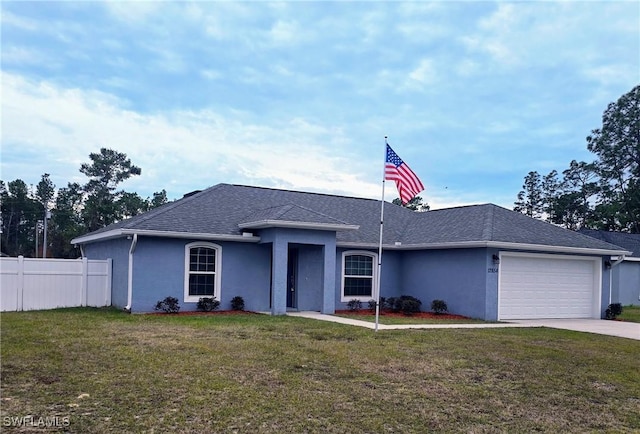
1 1 639 210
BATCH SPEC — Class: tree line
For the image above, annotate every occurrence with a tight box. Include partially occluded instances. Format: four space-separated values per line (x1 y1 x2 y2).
1 148 168 258
514 85 639 233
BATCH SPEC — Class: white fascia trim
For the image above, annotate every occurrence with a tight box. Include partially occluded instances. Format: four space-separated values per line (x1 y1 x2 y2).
71 229 123 245
617 256 640 262
121 229 261 242
485 241 630 256
72 229 261 244
337 240 630 256
238 220 359 231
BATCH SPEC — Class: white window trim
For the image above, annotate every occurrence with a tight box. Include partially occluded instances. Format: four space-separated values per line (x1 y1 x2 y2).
184 242 222 303
340 250 378 302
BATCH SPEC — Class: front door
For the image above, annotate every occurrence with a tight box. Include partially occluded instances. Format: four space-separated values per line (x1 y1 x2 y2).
287 247 298 309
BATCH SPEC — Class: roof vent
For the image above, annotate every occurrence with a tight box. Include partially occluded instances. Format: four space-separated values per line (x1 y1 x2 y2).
183 190 202 198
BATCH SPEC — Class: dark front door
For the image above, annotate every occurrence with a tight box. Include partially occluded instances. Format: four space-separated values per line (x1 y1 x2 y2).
287 247 298 309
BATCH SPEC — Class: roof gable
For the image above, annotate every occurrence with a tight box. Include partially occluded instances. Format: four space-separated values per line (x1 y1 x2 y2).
238 204 358 230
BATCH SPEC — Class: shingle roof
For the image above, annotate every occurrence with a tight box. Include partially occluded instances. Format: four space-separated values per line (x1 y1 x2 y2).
73 183 628 254
578 229 640 257
239 204 355 229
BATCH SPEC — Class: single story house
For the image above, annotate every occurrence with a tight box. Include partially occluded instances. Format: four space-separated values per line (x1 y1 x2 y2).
579 229 640 306
71 183 630 320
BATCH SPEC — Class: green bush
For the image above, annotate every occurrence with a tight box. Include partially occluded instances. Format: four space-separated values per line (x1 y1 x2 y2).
155 296 180 314
385 297 398 311
230 296 245 311
347 299 362 311
386 295 422 313
400 298 421 315
605 303 623 320
431 299 448 314
368 299 377 312
197 297 220 312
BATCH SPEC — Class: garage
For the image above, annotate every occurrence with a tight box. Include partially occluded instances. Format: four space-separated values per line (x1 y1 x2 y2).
498 252 601 320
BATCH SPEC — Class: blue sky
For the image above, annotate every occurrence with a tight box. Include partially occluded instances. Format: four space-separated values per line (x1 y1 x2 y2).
2 1 638 209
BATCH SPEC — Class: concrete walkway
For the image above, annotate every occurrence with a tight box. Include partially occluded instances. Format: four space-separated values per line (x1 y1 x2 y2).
287 312 528 330
287 312 640 340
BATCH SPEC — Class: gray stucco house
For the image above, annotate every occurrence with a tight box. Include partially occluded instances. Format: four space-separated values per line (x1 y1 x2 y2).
579 229 640 306
71 183 629 320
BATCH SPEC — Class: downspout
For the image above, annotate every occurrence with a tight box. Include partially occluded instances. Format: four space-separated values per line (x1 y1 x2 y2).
126 234 138 312
608 255 626 305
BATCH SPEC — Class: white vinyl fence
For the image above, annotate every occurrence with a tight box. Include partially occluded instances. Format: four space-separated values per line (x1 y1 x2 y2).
0 256 112 312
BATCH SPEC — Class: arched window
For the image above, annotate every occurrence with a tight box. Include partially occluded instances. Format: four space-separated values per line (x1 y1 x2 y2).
184 242 222 302
341 251 377 301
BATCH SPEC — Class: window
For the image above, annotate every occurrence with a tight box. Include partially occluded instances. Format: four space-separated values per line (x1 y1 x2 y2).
184 242 221 302
341 251 377 301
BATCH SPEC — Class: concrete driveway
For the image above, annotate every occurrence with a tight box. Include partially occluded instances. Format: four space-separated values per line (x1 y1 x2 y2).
288 312 640 340
511 319 640 340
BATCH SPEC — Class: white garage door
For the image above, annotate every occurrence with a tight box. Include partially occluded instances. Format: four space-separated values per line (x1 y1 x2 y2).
498 253 600 320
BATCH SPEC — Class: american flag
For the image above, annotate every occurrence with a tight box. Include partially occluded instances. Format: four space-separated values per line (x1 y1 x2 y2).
385 144 424 204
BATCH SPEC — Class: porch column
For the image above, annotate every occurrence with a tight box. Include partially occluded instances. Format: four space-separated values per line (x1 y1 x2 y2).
270 236 288 315
321 238 336 314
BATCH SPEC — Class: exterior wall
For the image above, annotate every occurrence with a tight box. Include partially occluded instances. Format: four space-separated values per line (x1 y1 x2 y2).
84 237 130 309
130 237 271 312
82 232 623 317
601 259 612 316
484 248 501 321
401 248 488 319
613 262 640 306
334 248 402 310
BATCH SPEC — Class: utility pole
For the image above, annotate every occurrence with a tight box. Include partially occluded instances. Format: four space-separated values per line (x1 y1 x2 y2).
43 210 50 258
35 221 41 257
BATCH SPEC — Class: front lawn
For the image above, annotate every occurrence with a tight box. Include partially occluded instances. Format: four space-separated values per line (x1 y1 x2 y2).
1 308 639 433
619 305 640 323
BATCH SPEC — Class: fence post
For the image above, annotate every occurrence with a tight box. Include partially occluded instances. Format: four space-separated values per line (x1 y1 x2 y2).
81 257 88 307
105 258 113 306
17 256 24 311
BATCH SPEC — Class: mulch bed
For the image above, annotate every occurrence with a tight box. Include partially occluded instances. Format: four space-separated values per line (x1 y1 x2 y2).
147 310 259 316
148 309 470 320
335 309 470 320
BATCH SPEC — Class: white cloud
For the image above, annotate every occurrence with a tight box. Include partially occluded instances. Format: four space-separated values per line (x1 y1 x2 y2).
0 72 380 200
407 59 437 88
1 10 39 31
269 20 299 45
102 1 160 23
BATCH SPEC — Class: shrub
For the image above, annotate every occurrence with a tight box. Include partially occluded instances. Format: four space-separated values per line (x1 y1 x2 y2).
387 295 422 313
155 296 180 314
230 296 245 311
385 297 398 311
605 303 623 320
347 299 362 311
368 299 377 312
431 299 448 314
197 297 220 312
400 298 421 315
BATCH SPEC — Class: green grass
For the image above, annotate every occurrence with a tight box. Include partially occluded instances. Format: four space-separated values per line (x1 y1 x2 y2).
334 312 489 325
2 308 639 433
619 305 640 323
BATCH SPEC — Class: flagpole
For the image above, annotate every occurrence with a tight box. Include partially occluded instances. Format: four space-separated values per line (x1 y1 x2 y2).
374 136 388 332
